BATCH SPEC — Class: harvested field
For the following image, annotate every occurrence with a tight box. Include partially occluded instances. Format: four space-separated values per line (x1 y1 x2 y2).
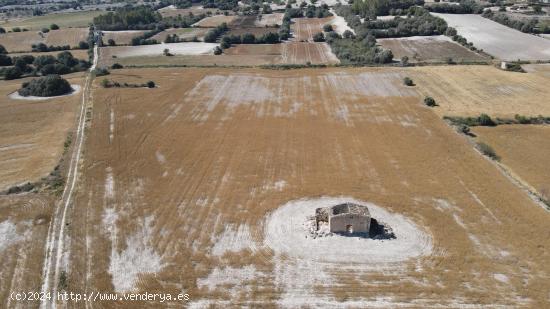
193 15 238 27
0 72 83 191
151 28 210 42
473 125 550 198
229 15 260 28
158 5 222 18
0 31 44 53
8 49 88 60
101 30 147 46
99 43 339 66
255 13 284 26
99 42 218 59
409 65 550 117
0 28 88 53
432 13 550 61
378 35 488 63
61 67 550 307
44 28 88 47
291 17 333 41
227 27 279 37
281 42 339 64
0 10 102 31
0 194 54 308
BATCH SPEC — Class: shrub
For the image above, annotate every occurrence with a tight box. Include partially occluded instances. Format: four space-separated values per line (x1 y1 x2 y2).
476 142 499 161
13 27 21 32
0 44 7 54
18 75 72 97
213 46 223 55
0 54 12 66
108 38 116 46
403 77 414 86
312 32 325 42
94 67 110 76
323 24 333 32
50 24 59 30
4 67 22 80
111 63 123 69
424 96 437 107
478 113 495 126
146 80 155 88
41 27 50 33
0 27 5 34
401 56 409 66
78 41 90 49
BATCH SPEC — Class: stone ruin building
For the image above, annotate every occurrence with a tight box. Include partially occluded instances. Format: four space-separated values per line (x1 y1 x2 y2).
315 203 371 235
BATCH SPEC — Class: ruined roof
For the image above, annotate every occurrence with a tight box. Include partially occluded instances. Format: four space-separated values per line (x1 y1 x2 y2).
329 203 370 217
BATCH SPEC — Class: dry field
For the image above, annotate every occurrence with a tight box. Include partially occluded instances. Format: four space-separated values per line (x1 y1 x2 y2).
473 125 550 197
151 28 210 42
49 67 550 307
291 17 333 41
158 5 223 18
193 15 238 28
227 27 279 37
0 28 88 53
432 13 550 61
0 10 102 31
101 30 147 46
0 73 83 191
99 42 217 60
99 43 339 66
255 13 284 27
44 28 88 47
378 35 488 63
409 65 550 117
8 49 88 60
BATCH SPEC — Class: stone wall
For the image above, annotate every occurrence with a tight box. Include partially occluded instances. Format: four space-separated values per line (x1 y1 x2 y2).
329 214 370 234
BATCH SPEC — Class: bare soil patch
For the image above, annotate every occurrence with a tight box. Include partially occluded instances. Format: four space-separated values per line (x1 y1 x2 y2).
291 17 333 41
62 67 550 307
101 30 147 46
99 42 217 59
256 13 284 27
432 13 550 61
378 35 488 63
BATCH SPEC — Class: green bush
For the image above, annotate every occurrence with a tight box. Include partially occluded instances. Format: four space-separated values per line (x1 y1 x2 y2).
18 75 72 97
50 24 59 30
146 80 155 88
476 142 499 161
403 77 414 86
323 24 333 32
111 63 123 69
478 113 495 126
312 32 325 42
424 96 437 107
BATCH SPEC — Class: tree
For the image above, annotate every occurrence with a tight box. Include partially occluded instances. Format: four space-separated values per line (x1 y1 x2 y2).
146 80 155 88
403 77 414 86
213 46 223 55
57 51 78 67
41 27 50 33
33 55 57 69
0 44 7 54
4 67 22 80
50 24 59 30
108 38 116 46
343 30 354 39
424 96 437 107
111 63 123 69
19 75 72 97
0 27 5 34
401 56 409 66
0 54 12 66
478 113 495 126
323 24 333 32
12 27 21 32
241 33 256 44
312 32 325 42
78 41 90 49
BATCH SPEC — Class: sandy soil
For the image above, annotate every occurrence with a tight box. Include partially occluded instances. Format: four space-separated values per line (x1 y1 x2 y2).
193 15 238 27
151 28 210 42
99 42 218 58
255 13 284 27
409 65 550 117
0 73 83 191
378 35 487 63
473 125 550 196
60 67 550 307
101 30 147 46
432 13 550 61
291 17 333 42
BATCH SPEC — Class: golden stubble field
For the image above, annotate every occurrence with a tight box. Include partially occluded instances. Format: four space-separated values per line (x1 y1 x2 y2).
60 66 550 307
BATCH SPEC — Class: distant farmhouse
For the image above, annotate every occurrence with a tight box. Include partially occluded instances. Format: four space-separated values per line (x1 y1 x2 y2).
315 203 371 235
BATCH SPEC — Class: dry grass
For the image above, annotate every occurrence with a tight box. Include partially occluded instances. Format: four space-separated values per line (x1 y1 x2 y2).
0 10 102 31
151 28 210 42
62 67 550 307
193 15 238 27
101 30 147 46
0 28 88 52
45 28 88 47
0 72 84 190
378 35 488 63
227 27 279 37
291 17 333 41
473 125 550 199
158 5 223 18
410 65 550 117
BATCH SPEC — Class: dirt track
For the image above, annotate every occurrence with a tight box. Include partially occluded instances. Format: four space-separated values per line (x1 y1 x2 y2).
61 67 550 307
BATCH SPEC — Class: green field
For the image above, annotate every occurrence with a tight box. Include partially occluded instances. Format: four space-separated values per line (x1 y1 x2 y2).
0 10 104 30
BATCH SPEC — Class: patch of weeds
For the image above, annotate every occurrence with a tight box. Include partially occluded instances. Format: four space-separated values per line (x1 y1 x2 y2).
476 142 500 161
63 132 73 154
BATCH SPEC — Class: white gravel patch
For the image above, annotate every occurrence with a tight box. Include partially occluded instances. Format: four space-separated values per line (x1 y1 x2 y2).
109 42 218 58
329 9 355 35
0 220 22 252
432 13 550 60
264 196 433 264
8 84 81 101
